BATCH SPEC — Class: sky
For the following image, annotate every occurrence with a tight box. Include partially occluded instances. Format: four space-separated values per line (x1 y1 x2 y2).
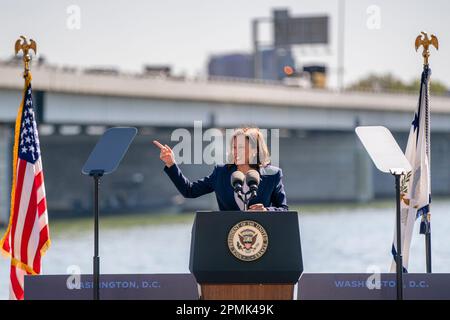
1 0 449 89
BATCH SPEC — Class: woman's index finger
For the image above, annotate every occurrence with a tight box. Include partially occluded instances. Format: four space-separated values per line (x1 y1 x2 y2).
152 140 165 149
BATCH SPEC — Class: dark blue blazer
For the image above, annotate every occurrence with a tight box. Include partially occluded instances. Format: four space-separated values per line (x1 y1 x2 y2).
163 164 288 211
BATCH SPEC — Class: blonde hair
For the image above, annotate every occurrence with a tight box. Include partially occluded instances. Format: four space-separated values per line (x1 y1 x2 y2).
227 127 271 167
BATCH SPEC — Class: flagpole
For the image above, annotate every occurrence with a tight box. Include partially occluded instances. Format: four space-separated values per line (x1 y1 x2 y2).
425 218 432 273
415 31 438 274
423 66 432 273
423 64 432 274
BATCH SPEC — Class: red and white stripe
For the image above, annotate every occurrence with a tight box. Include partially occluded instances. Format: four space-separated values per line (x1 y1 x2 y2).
2 157 49 300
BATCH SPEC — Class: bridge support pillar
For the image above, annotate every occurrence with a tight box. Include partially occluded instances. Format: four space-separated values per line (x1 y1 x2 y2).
0 124 12 226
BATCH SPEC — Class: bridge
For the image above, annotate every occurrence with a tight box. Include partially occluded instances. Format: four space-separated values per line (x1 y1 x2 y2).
1 62 449 221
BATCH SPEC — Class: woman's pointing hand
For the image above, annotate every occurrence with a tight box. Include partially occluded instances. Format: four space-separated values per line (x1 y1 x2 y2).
153 140 175 168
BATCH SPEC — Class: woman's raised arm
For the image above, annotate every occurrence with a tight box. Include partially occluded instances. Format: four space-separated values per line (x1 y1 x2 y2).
153 140 216 198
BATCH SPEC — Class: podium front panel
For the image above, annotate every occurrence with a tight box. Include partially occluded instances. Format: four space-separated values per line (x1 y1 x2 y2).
189 211 303 284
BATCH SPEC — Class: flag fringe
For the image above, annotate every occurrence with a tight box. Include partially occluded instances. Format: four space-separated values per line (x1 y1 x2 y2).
40 238 51 259
7 255 37 275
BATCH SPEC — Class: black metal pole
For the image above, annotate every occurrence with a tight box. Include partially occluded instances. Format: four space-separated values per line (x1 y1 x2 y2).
394 174 403 300
426 225 432 273
93 174 100 300
91 171 103 300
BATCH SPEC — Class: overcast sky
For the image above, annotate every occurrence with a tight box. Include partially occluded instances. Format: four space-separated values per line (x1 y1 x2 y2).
1 0 449 88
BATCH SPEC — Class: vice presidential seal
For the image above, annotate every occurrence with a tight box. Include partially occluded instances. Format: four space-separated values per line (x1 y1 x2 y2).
227 220 268 261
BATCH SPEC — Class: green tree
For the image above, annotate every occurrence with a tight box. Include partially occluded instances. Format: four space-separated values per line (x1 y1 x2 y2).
349 73 448 95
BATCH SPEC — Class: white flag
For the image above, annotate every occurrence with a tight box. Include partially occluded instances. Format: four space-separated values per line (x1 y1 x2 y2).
390 66 431 272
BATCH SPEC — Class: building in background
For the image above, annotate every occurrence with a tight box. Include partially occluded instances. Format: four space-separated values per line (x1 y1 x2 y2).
260 48 296 81
207 48 296 81
208 53 254 79
208 8 330 86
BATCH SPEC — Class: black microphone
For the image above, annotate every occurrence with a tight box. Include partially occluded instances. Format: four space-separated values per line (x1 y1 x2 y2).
230 171 245 194
245 169 260 198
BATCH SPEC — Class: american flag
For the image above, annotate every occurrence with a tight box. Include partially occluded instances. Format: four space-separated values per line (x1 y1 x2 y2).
0 79 51 300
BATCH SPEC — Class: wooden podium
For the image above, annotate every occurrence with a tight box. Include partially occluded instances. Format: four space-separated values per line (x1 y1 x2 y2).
190 211 303 300
200 284 294 300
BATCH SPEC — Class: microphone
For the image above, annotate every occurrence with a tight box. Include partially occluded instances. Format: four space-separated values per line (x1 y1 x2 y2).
245 169 260 198
230 171 245 194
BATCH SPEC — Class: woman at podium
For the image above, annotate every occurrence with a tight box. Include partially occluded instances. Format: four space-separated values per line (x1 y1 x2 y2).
153 127 288 211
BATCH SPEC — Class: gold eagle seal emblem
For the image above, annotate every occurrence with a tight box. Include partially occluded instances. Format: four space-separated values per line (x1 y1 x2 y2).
227 220 268 261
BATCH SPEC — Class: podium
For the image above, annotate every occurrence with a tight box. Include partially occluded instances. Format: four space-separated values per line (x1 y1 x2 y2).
189 211 303 300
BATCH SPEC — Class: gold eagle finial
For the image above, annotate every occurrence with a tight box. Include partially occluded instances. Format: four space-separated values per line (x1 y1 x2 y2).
14 35 37 78
415 31 438 65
